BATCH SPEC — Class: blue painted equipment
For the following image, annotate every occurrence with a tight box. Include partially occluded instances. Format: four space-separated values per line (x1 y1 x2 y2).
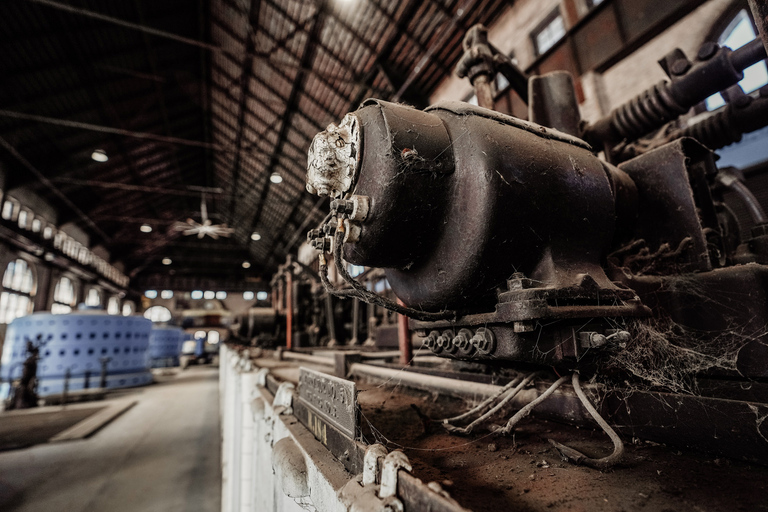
0 311 153 397
148 326 184 368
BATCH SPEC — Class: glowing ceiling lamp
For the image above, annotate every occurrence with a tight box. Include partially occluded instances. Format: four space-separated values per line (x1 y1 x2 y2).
91 149 108 162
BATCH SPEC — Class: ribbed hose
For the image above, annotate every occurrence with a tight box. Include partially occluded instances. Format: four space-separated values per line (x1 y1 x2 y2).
679 109 739 149
611 82 688 141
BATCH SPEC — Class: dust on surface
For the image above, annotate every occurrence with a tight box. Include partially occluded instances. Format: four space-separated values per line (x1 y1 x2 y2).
357 382 768 512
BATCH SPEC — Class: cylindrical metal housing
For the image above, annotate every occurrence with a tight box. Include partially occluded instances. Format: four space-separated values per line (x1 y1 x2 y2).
341 100 619 311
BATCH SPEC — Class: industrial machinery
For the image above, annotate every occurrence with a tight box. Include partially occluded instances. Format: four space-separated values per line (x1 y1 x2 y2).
147 326 184 368
220 17 768 512
306 36 768 378
299 20 768 467
0 311 153 399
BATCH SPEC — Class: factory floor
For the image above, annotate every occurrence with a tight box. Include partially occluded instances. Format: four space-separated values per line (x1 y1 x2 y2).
0 366 221 512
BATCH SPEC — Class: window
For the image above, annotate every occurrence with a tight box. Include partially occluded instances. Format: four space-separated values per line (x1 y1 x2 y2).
533 9 566 56
242 291 254 300
17 210 31 230
194 330 207 340
144 305 172 323
207 331 220 344
2 199 19 221
52 276 76 314
0 259 35 324
256 291 268 301
122 301 135 316
85 287 101 307
107 296 120 315
705 9 768 110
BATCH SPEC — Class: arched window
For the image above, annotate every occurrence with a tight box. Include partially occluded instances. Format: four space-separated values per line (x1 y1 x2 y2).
52 276 76 314
107 296 120 315
0 259 35 324
85 287 101 307
122 301 135 316
144 305 172 323
705 9 768 110
194 330 207 340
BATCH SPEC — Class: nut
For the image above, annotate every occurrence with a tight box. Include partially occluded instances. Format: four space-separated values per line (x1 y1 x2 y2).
470 327 496 355
437 330 457 354
454 328 475 357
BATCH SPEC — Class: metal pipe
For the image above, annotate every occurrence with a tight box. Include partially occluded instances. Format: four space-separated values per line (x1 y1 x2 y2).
732 37 768 71
349 362 535 403
286 268 293 350
325 293 337 346
473 75 495 109
350 298 360 346
397 299 412 365
281 351 334 366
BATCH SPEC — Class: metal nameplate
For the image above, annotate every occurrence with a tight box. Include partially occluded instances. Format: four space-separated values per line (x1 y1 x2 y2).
297 367 358 439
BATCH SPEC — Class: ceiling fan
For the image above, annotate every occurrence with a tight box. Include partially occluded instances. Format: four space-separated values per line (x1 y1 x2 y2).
172 193 234 239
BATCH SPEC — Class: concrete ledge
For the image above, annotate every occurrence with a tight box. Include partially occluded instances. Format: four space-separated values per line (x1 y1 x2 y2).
49 400 137 442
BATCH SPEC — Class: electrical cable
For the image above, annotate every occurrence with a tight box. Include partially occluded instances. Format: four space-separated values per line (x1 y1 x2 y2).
496 374 570 435
439 376 525 424
548 372 625 470
443 373 538 435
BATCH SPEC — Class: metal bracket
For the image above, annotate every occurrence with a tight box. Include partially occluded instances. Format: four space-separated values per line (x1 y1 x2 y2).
255 368 270 387
273 382 295 415
363 443 388 486
379 451 412 499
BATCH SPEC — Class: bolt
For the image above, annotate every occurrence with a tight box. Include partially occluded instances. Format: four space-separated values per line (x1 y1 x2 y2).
311 237 331 252
424 331 441 353
697 42 718 61
470 327 495 355
330 199 354 216
306 228 322 242
733 95 752 108
454 329 475 356
437 331 457 354
507 272 529 291
670 59 691 76
322 223 337 236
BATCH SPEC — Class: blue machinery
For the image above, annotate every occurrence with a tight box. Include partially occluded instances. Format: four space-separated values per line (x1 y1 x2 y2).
148 326 184 368
0 311 154 397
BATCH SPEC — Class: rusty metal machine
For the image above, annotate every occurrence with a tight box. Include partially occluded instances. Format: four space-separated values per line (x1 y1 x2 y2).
305 26 768 384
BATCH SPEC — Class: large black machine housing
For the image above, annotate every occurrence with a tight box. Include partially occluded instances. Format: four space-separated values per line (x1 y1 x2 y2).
305 26 768 381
